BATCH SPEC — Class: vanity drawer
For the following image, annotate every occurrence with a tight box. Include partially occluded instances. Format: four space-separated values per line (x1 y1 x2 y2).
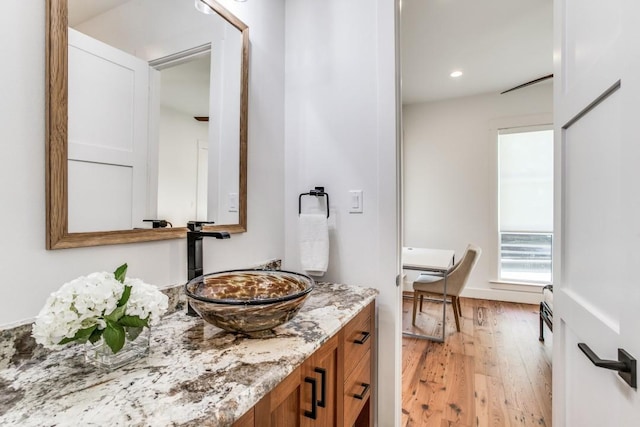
343 350 372 427
343 304 373 377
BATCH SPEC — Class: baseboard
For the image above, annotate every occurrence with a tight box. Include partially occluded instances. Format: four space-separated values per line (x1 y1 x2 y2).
403 287 542 304
460 287 543 304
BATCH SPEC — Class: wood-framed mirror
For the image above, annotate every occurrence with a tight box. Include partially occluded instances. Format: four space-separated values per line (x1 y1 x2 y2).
46 0 248 249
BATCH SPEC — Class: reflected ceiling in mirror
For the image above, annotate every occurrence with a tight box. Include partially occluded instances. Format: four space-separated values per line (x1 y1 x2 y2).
46 0 248 249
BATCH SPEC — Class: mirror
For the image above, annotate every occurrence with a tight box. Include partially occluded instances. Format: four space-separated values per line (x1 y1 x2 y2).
46 0 248 249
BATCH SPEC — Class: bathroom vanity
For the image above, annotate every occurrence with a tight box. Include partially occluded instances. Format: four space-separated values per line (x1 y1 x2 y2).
237 295 375 427
0 283 376 426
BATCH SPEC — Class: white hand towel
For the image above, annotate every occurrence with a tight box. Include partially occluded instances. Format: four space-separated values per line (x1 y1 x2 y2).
298 213 329 277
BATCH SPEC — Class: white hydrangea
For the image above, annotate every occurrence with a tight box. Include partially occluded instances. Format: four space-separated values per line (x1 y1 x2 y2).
32 270 168 350
124 277 169 326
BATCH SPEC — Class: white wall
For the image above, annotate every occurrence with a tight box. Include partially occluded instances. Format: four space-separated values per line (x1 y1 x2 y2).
284 0 401 425
402 82 553 303
0 0 285 326
157 106 208 226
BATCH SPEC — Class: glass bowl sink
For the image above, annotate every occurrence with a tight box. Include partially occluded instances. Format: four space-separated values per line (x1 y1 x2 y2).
184 269 314 336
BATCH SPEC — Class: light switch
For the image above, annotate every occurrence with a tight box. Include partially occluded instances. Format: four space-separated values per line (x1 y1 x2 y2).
228 193 238 212
349 190 363 213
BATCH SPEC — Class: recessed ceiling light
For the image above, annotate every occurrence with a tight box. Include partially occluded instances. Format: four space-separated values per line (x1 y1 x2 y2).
450 70 463 78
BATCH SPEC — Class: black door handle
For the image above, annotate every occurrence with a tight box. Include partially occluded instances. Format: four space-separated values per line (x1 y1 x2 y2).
314 367 327 408
303 377 318 419
578 343 637 388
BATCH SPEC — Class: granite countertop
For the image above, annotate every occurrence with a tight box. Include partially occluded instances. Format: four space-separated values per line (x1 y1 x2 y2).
0 283 377 426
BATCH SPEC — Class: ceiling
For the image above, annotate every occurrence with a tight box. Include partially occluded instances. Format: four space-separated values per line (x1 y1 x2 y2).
68 0 131 26
401 0 553 104
69 0 552 106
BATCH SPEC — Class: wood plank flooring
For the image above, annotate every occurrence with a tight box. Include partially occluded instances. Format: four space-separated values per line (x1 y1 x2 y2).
402 297 552 427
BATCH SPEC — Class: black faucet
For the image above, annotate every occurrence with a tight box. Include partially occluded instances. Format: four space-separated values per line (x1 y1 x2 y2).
186 221 230 316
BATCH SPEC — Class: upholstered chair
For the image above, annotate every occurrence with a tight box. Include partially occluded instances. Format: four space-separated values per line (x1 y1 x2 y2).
412 244 482 332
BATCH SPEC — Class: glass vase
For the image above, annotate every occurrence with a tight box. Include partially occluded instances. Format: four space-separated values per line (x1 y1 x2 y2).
84 327 150 371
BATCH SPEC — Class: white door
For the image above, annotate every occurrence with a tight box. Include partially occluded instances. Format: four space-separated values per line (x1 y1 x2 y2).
67 28 149 232
554 0 640 425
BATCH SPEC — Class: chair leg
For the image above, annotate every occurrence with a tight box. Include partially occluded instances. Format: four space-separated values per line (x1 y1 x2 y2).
412 292 418 326
419 294 424 312
452 296 461 332
456 297 462 316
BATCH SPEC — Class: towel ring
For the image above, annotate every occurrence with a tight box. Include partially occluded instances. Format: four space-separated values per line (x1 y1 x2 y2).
298 187 330 218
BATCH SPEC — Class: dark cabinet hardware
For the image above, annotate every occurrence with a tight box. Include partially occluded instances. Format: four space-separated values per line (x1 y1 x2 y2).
578 343 637 388
354 331 370 345
353 382 370 400
314 367 327 408
298 186 330 218
304 377 318 419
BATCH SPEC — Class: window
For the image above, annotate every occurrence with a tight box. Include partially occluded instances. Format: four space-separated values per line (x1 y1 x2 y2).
498 127 553 283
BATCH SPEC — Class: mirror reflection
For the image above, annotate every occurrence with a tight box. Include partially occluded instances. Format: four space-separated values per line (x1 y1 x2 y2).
66 0 243 233
156 52 214 228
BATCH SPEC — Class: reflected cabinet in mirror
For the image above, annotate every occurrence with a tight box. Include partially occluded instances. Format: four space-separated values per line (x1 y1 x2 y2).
46 0 248 249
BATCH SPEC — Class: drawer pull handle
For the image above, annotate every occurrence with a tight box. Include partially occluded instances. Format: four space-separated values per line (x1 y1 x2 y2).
354 331 370 345
304 377 317 419
314 367 327 408
353 382 370 400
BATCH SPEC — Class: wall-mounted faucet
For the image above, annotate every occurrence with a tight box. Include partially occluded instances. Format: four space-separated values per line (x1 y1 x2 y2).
186 221 230 316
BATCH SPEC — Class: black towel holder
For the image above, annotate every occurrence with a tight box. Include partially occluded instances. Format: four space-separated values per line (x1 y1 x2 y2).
298 187 330 218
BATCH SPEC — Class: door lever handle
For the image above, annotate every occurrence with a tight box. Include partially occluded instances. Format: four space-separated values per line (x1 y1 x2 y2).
578 343 637 388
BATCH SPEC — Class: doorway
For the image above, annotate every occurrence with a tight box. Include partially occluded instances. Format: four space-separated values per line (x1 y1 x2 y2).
399 0 554 424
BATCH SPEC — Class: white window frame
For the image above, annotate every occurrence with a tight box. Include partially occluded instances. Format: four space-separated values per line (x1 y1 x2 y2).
497 123 554 285
486 114 553 291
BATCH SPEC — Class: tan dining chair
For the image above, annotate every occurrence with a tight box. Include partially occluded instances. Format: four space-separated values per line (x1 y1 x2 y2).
412 244 482 332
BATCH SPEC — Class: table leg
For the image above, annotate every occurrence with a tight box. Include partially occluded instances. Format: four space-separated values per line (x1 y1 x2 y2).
402 252 454 343
402 269 449 343
441 271 447 342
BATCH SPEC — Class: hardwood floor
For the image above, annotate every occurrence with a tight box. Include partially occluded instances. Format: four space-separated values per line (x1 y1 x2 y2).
401 296 552 427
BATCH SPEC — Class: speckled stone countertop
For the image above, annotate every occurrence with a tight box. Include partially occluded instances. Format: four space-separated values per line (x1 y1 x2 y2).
0 283 377 426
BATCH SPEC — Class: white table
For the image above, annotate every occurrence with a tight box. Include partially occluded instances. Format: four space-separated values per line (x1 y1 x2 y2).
402 247 455 342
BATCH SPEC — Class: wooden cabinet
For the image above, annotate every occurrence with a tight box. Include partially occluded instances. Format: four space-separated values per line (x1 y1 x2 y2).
253 335 338 427
301 334 339 426
255 366 303 426
240 302 375 427
234 407 256 427
341 302 374 427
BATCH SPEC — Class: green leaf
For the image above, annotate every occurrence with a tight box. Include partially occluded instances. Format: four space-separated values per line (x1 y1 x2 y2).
118 315 149 328
103 321 125 353
105 305 126 322
114 263 128 284
125 326 144 341
58 325 97 345
117 285 132 308
88 328 103 344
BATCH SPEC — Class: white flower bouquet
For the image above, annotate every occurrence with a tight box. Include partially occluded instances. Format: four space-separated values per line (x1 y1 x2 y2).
32 264 168 354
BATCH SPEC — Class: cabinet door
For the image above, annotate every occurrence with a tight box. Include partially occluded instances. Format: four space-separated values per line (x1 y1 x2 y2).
255 367 302 427
233 407 255 427
301 335 339 427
